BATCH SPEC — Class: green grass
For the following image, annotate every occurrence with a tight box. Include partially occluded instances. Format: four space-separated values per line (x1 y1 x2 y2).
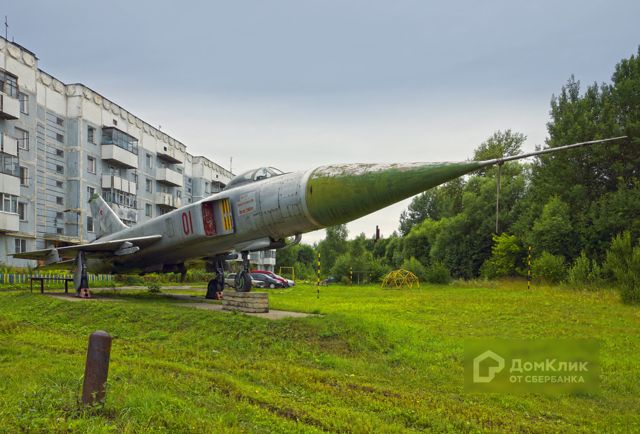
0 282 638 432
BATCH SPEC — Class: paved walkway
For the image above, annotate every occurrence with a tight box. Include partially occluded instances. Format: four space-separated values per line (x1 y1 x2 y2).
177 302 318 320
46 292 317 320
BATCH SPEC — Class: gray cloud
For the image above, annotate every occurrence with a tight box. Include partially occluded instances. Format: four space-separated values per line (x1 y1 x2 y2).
4 0 639 242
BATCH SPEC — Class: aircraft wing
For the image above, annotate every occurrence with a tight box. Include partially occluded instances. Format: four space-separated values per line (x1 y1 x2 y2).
11 235 162 261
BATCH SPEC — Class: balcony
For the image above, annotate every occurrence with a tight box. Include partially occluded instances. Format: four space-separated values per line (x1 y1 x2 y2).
157 145 184 164
157 167 183 187
0 211 19 232
0 134 18 156
0 173 19 195
101 127 139 169
102 175 137 194
0 92 20 120
101 145 138 169
156 192 182 209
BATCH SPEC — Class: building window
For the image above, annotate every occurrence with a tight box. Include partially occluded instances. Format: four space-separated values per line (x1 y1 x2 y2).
56 149 64 157
56 181 63 188
0 70 18 97
113 119 117 126
87 216 94 232
56 196 63 205
177 190 182 198
87 156 96 174
18 202 26 221
88 126 95 144
56 133 64 143
87 186 95 197
18 92 28 115
56 211 64 220
56 117 64 126
56 228 64 234
56 165 64 174
14 238 27 254
15 127 29 150
145 178 152 193
146 153 153 169
101 127 138 154
145 203 152 217
0 193 18 213
19 166 28 186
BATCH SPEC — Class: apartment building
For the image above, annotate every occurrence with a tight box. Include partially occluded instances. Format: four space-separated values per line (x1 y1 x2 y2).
0 37 235 267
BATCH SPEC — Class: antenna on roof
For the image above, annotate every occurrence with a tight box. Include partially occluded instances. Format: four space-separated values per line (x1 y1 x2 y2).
4 16 8 41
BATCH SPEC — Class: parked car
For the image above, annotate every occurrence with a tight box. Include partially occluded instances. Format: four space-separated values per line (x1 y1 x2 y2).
320 276 338 285
250 272 286 289
225 273 265 289
251 269 294 287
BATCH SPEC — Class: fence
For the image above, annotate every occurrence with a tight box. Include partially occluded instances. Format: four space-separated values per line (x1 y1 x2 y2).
0 273 113 285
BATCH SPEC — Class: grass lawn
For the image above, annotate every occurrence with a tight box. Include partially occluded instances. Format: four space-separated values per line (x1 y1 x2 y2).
0 282 638 432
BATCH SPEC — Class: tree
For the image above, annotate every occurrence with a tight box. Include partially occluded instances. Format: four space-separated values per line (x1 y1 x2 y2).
480 233 523 279
317 224 348 275
530 196 575 259
604 232 640 303
399 178 464 235
473 130 526 162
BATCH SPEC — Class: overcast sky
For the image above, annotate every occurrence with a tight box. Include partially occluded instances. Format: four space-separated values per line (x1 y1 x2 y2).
4 0 639 243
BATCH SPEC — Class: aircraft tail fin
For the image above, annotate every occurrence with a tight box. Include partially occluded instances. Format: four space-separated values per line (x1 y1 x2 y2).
88 194 127 238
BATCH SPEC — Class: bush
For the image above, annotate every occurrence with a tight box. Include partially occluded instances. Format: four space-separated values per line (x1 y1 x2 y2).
481 233 522 279
401 257 427 281
567 251 602 289
531 251 566 284
424 261 451 284
604 232 640 304
147 282 161 294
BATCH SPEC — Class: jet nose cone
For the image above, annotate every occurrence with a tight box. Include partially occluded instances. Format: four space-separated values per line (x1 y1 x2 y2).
305 161 484 227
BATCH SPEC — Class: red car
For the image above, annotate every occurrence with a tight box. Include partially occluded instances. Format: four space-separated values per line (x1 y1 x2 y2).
251 270 291 287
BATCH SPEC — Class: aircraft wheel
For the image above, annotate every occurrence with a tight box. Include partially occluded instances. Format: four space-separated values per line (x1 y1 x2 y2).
206 279 223 299
235 271 252 292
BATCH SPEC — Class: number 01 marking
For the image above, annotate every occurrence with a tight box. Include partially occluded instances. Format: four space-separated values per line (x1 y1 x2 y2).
182 210 194 235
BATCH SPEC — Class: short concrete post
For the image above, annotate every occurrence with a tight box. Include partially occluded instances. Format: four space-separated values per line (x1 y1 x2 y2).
82 330 112 405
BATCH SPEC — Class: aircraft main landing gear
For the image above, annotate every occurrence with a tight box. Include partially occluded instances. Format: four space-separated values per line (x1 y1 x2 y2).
74 251 91 298
206 256 225 300
234 251 252 292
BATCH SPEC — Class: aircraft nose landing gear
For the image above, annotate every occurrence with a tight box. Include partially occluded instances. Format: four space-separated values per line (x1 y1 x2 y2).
235 251 252 292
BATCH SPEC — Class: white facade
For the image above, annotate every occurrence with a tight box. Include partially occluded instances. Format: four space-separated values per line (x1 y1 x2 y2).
0 37 234 266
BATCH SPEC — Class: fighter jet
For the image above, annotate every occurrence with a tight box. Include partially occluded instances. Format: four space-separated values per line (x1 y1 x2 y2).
12 137 625 298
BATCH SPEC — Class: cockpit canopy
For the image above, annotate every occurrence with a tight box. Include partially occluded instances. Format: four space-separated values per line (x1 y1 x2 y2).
224 167 285 190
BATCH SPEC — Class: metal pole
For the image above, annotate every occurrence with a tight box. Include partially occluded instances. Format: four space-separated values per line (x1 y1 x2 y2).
82 331 112 405
527 246 532 290
496 163 502 234
316 252 320 298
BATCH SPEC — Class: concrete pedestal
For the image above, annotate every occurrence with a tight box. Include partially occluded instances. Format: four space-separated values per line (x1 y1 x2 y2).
222 291 269 313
